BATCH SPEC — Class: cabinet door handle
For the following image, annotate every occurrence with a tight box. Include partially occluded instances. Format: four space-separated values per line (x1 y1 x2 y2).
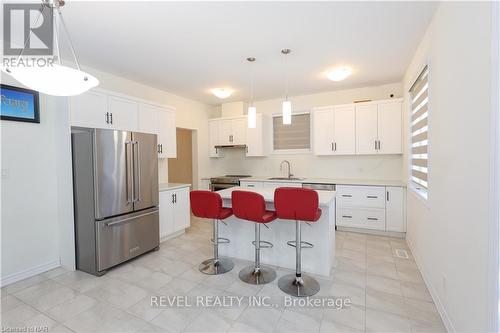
174 193 177 203
387 191 389 201
342 215 352 218
334 142 337 151
367 195 378 199
160 144 163 154
105 112 109 124
172 194 175 204
247 184 255 187
378 140 381 150
157 144 160 153
367 217 378 221
341 194 352 198
110 113 113 124
331 142 334 151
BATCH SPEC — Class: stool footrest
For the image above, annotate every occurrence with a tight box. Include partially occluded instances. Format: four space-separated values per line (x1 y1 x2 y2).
210 237 230 245
251 240 273 248
286 240 314 249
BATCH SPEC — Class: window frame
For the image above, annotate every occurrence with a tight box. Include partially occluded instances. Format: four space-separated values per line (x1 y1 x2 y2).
408 63 431 202
271 111 312 154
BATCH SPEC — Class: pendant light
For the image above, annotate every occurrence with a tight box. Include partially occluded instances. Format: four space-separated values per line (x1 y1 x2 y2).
281 48 292 125
247 57 257 128
1 0 99 96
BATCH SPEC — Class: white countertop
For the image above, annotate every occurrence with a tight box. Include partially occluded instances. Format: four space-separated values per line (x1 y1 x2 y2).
242 176 406 187
216 186 336 206
159 183 191 191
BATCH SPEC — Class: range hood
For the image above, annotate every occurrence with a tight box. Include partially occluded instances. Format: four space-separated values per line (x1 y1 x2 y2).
214 144 247 149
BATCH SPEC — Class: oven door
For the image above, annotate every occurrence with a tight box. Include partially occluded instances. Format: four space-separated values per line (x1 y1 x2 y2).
210 183 236 191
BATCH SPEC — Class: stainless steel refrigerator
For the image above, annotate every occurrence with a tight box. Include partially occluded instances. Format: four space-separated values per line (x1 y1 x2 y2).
71 127 159 276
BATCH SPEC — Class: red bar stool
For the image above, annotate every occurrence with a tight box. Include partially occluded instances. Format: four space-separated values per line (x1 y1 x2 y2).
231 190 277 285
274 187 322 297
190 190 234 275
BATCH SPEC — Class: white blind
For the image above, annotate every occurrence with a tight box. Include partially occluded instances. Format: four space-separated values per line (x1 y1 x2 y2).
273 113 311 150
409 65 429 192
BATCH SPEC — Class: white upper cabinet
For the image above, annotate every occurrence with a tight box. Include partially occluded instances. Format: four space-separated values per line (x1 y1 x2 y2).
333 105 356 155
312 107 335 155
377 102 402 154
355 104 379 154
69 90 109 129
107 96 138 131
71 89 177 159
355 100 402 155
209 116 263 157
138 103 176 159
232 118 247 145
158 108 176 158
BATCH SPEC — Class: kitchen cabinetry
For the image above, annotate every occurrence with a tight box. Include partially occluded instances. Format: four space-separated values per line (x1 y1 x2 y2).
107 96 138 131
159 186 190 240
355 100 402 155
69 90 109 129
313 105 355 155
385 186 406 232
71 89 176 159
336 185 405 233
138 103 176 158
209 115 267 157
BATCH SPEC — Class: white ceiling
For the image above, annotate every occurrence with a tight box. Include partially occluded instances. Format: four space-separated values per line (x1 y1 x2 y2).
61 1 437 105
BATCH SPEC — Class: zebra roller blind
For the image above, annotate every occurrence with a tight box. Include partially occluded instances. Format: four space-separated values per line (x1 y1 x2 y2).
409 65 429 194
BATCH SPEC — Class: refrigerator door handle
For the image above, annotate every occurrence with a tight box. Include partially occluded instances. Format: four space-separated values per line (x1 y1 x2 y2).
133 141 142 202
105 210 158 227
125 141 133 204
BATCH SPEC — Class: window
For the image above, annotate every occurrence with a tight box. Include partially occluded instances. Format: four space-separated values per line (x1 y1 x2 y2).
409 65 429 198
273 113 311 151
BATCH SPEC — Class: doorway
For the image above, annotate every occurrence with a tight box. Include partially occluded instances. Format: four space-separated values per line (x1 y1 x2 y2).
168 128 194 185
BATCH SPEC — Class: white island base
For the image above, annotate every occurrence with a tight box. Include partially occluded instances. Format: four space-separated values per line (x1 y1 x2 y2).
215 187 336 277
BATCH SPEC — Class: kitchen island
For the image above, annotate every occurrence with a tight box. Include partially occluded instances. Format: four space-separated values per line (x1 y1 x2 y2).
216 187 336 277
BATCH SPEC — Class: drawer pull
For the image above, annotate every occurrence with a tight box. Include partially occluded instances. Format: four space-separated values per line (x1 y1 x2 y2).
342 215 352 218
247 185 255 187
367 195 378 199
367 217 378 221
341 194 352 198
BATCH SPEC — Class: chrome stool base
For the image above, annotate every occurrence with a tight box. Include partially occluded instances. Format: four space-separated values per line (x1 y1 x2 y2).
239 265 276 285
199 258 234 275
278 274 320 297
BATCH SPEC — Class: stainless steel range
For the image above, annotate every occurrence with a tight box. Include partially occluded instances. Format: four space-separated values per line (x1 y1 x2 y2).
210 175 252 191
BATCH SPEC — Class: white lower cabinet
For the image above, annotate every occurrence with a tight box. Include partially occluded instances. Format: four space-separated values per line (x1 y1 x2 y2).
386 186 406 232
159 187 190 240
336 185 405 233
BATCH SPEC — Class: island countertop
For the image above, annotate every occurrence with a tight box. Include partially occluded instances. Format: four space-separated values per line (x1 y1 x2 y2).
216 186 336 206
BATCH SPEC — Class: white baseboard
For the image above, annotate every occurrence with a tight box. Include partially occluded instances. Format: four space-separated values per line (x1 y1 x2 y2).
1 260 60 287
406 238 455 333
160 229 185 243
337 226 406 239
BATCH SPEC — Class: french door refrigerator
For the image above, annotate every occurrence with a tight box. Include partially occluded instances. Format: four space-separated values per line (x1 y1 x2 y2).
71 127 159 276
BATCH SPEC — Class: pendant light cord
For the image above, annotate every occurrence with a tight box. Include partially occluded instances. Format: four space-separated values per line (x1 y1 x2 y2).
57 8 82 71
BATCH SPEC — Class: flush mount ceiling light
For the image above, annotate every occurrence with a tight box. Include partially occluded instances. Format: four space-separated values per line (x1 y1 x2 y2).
1 0 99 96
211 88 233 99
325 66 352 82
246 57 256 129
281 48 292 125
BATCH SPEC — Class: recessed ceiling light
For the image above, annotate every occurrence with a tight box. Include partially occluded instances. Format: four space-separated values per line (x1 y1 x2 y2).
326 66 352 82
211 88 233 99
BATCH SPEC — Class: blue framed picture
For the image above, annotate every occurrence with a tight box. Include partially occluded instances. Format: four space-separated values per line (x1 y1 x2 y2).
1 84 40 123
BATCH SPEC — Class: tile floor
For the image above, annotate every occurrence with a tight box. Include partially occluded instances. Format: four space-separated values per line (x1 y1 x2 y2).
1 218 446 333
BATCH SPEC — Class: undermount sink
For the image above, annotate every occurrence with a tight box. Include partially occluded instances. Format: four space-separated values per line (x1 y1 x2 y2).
267 177 304 180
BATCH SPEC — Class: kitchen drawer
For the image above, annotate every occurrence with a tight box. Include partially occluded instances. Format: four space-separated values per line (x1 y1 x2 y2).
336 208 386 231
336 185 386 209
240 181 263 188
96 209 159 271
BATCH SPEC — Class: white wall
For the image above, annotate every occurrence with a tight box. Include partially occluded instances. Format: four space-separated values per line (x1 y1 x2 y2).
1 76 65 284
403 2 494 332
210 82 405 180
1 67 216 284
